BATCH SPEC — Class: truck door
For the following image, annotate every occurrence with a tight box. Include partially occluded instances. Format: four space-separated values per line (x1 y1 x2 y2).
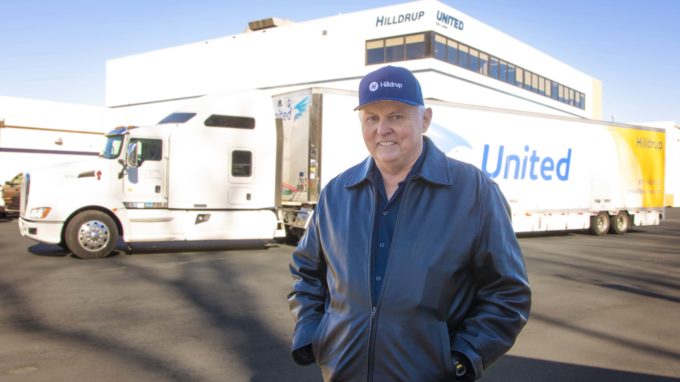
122 138 168 208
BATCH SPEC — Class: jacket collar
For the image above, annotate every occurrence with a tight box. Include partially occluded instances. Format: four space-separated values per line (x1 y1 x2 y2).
345 136 452 188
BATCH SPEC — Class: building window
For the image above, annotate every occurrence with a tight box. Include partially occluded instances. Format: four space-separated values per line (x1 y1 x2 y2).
469 48 479 72
447 39 458 65
385 37 404 62
405 34 427 60
490 57 499 79
434 34 447 61
478 52 489 76
531 73 539 94
458 43 470 69
499 60 508 83
365 31 585 110
366 40 385 65
515 67 524 88
524 70 532 90
507 64 516 86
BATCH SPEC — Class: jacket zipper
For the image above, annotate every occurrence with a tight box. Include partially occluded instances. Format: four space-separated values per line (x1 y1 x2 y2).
366 182 411 382
366 182 377 382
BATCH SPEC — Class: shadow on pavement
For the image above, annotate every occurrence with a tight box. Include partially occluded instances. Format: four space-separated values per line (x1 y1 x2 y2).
1 247 320 381
27 243 71 257
124 239 272 255
485 355 680 382
26 239 273 259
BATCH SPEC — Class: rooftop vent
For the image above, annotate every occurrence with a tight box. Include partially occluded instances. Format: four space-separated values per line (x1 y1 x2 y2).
247 17 291 32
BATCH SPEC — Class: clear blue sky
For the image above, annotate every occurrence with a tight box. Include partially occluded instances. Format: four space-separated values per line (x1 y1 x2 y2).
1 0 678 123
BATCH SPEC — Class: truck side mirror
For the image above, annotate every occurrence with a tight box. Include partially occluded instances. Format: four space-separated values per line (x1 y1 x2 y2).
126 142 142 168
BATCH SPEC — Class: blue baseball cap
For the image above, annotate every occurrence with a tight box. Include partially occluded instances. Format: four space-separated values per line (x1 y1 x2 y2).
355 65 424 110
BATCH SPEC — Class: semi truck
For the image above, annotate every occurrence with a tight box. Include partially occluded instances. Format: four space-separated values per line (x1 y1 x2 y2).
19 88 665 258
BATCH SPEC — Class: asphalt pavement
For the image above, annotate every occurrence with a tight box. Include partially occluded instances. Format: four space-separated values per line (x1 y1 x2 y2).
0 211 679 381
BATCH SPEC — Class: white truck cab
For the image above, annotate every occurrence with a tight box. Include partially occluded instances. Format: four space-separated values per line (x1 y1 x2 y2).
19 90 279 258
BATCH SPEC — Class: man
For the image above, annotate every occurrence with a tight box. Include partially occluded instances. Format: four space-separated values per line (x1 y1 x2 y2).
288 65 531 381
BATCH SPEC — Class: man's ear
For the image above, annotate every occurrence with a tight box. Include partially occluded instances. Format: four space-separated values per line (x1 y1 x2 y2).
422 107 433 133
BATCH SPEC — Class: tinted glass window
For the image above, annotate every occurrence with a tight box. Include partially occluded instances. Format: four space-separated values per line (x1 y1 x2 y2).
373 31 585 110
434 34 447 60
385 37 404 62
366 40 385 64
102 135 124 159
499 61 508 82
232 150 252 177
205 115 255 129
405 34 426 60
159 112 196 124
507 64 516 86
447 40 458 65
478 52 488 75
490 57 499 79
515 67 524 88
458 44 469 68
130 138 162 161
469 48 479 72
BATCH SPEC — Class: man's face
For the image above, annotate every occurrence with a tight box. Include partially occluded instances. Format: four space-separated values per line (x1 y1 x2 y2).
359 100 432 173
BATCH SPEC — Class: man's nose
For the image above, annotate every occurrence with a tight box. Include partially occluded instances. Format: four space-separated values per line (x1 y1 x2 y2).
376 119 392 135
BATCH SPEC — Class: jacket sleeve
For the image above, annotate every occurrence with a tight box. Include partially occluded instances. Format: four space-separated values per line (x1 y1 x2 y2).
451 182 532 380
287 206 327 365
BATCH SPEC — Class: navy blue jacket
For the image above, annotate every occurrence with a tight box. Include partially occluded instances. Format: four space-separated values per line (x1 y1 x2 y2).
288 137 531 381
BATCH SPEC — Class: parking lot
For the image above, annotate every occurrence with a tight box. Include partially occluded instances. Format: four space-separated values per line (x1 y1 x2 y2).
1 212 679 382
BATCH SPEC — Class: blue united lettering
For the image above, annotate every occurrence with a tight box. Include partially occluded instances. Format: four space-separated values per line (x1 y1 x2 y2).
375 11 425 27
481 145 572 181
436 10 464 30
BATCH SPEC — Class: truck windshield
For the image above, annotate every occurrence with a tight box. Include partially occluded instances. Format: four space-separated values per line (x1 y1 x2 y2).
101 135 124 159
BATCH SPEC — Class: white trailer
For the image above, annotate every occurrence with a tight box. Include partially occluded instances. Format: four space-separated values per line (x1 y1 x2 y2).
274 87 665 238
19 88 664 258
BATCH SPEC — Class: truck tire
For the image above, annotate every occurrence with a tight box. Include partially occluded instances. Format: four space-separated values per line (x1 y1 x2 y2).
65 210 118 259
609 212 630 234
589 212 610 236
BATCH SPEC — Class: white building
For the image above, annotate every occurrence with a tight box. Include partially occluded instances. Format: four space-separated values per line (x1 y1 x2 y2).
106 0 602 125
0 96 107 183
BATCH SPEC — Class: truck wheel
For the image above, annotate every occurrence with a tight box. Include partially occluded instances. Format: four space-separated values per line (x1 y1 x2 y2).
589 212 610 236
65 210 118 259
609 212 630 234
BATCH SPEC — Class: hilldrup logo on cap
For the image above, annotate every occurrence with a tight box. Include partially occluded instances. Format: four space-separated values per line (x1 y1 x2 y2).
370 81 404 91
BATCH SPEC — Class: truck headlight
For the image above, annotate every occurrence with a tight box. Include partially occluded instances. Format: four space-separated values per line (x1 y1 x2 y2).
28 207 52 219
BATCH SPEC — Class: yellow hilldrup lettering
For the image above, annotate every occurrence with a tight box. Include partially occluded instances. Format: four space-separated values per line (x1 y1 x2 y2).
612 126 665 208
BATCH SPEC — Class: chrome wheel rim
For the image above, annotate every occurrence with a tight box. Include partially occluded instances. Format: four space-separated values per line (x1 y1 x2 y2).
77 220 110 252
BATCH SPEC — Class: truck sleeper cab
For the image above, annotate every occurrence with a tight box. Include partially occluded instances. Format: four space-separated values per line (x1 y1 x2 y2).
19 90 279 259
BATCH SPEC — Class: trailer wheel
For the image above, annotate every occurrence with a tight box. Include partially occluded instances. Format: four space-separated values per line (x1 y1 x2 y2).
65 210 118 259
589 212 610 236
609 212 630 234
